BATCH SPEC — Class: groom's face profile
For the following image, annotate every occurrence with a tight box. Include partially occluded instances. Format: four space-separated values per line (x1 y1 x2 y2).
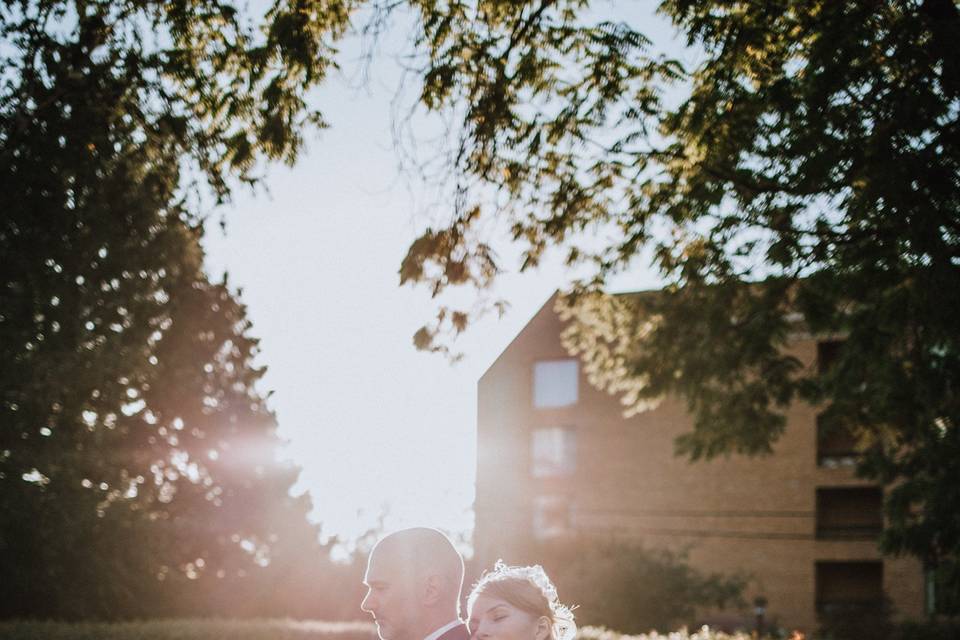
361 528 465 640
361 542 419 640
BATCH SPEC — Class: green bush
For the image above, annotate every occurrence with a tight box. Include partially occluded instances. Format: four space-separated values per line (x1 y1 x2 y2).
480 538 748 634
815 598 894 640
577 625 755 640
892 620 960 640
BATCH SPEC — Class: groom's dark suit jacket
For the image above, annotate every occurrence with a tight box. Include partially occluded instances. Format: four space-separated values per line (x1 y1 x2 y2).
437 623 471 640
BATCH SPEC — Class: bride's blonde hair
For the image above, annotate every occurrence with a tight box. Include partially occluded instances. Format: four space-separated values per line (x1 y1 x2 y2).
467 561 576 640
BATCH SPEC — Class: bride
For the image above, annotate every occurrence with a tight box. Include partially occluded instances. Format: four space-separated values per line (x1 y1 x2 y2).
466 562 576 640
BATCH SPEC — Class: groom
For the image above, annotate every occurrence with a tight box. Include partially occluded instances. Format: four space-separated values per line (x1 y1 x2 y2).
361 528 470 640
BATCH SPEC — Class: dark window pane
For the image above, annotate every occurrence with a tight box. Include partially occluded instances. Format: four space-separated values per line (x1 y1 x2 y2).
816 561 884 613
816 487 883 539
818 340 845 375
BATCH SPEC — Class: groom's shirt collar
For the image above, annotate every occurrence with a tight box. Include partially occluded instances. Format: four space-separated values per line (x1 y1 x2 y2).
424 619 462 640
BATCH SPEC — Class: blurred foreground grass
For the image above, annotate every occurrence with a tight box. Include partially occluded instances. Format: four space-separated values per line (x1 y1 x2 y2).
0 619 379 640
0 621 757 640
579 626 757 639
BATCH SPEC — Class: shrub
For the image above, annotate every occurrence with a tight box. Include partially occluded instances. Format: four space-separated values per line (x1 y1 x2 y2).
892 620 960 640
473 538 748 634
577 625 756 640
815 598 894 640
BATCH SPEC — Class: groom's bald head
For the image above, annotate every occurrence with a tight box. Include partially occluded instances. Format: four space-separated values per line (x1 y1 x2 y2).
361 528 465 640
374 527 464 605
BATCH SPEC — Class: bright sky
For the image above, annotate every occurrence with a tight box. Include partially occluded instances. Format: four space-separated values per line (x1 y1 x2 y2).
202 2 686 555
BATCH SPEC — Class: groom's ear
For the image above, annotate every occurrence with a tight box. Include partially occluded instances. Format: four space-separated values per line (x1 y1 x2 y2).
422 573 444 606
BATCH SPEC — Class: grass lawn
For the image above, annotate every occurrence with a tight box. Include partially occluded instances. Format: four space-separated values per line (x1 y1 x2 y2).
0 619 379 640
0 620 763 640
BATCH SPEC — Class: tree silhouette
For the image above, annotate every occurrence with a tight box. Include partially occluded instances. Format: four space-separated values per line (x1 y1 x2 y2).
0 0 352 618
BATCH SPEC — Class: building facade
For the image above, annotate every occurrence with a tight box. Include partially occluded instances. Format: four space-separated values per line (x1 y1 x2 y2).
474 293 925 632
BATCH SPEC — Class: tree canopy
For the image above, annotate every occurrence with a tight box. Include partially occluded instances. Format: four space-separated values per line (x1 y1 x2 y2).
3 0 958 617
0 0 357 618
391 0 960 598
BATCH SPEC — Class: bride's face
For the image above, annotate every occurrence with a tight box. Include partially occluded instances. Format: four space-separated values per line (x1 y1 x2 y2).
468 594 550 640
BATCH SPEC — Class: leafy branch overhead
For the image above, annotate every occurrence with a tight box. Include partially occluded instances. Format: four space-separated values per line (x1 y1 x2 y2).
389 0 960 592
400 204 504 355
2 0 355 201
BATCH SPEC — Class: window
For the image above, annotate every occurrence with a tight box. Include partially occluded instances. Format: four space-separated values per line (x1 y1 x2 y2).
815 561 884 615
531 427 576 477
533 360 578 408
817 340 845 374
533 495 569 539
816 487 883 539
816 413 861 468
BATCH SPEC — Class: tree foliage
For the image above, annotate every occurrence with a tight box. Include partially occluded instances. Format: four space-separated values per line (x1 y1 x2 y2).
391 0 960 589
3 0 959 617
0 0 356 618
0 0 355 198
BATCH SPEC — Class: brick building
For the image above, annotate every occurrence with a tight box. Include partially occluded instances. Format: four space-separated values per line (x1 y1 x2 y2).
474 292 925 632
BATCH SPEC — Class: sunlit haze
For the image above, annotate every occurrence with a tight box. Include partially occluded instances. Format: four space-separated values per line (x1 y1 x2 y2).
202 2 679 556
